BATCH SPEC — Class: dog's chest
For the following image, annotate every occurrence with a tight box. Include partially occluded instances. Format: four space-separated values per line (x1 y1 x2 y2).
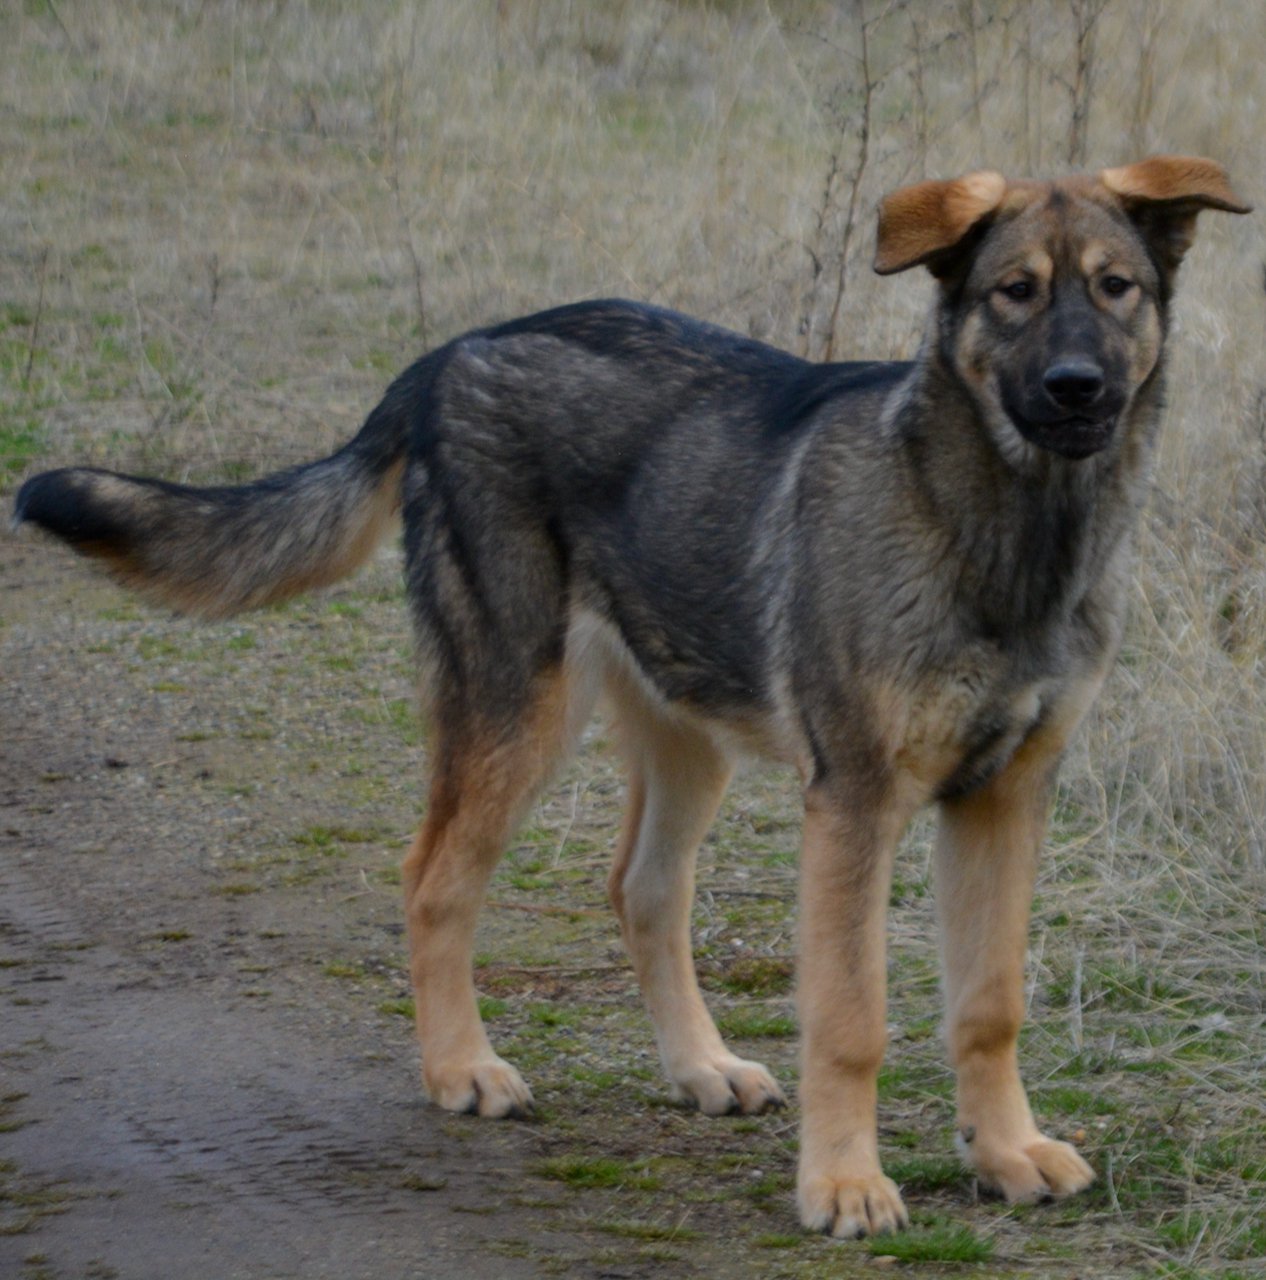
891 653 1048 798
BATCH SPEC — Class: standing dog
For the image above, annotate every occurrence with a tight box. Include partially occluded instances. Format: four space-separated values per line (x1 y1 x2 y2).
14 156 1248 1237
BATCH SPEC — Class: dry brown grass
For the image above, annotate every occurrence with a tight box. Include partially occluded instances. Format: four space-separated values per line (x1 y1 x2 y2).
3 2 1264 1275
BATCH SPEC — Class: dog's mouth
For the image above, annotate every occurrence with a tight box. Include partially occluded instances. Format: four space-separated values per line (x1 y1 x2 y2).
993 373 1127 461
1004 407 1119 460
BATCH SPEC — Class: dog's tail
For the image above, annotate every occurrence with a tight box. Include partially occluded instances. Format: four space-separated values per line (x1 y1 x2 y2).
12 370 418 619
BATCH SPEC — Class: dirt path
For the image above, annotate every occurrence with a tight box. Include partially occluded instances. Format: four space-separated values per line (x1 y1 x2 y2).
1 855 549 1280
1 545 580 1279
0 539 821 1280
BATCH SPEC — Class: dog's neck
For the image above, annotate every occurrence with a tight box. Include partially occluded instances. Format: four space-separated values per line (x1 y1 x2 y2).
898 347 1165 635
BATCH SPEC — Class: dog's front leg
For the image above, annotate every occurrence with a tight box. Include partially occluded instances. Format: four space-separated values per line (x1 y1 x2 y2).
796 779 913 1238
935 750 1095 1203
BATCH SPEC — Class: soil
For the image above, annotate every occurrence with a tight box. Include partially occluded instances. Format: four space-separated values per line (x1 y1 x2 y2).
0 537 823 1280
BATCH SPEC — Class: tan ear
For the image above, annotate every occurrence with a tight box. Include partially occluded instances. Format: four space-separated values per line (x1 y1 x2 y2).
1100 155 1250 212
874 170 1008 275
1100 155 1251 272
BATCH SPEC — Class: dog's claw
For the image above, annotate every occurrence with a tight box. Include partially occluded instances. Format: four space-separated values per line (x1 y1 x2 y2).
798 1171 909 1239
425 1055 534 1119
962 1132 1095 1203
668 1053 785 1116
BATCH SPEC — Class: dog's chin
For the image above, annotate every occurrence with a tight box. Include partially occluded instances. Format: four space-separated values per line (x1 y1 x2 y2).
1008 413 1117 461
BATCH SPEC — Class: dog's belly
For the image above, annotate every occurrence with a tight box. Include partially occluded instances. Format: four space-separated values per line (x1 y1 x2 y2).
565 607 812 770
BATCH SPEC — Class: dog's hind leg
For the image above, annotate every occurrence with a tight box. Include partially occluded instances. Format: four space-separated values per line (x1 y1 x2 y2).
607 709 785 1116
935 714 1096 1202
402 670 574 1118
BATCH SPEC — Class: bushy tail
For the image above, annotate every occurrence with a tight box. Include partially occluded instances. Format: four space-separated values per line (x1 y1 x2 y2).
13 379 413 620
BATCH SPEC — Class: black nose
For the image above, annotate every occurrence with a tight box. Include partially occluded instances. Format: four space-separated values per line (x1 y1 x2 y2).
1043 360 1104 411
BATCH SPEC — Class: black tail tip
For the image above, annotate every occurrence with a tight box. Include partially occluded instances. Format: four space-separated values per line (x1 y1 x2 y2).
12 467 132 550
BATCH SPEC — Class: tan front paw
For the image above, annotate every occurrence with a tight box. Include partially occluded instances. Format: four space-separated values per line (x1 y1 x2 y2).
424 1054 534 1119
797 1167 909 1239
961 1130 1094 1202
668 1052 785 1116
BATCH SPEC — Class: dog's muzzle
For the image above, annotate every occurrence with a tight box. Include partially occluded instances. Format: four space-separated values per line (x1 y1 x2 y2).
1005 359 1122 460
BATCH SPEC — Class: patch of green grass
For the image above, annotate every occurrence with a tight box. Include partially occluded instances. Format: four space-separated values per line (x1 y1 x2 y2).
1 301 34 327
527 1003 581 1028
0 420 43 476
884 1152 967 1193
1158 1210 1226 1251
889 872 930 904
292 824 382 850
378 997 414 1019
753 1232 802 1248
1032 1083 1120 1117
215 883 259 897
878 1059 953 1103
0 1157 76 1237
567 1064 621 1089
73 242 115 270
505 871 550 892
326 601 364 619
866 1220 994 1263
740 1169 792 1204
715 1009 797 1039
537 1156 660 1191
135 634 182 660
715 954 794 997
355 697 424 746
1047 959 1201 1015
588 1217 700 1242
97 603 142 622
323 961 364 979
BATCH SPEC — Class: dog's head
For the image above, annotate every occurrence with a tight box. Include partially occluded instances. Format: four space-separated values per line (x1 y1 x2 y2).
874 157 1250 463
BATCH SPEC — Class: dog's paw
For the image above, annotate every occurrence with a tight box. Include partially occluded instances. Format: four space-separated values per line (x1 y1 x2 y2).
424 1054 534 1119
668 1053 786 1116
963 1132 1095 1203
797 1168 909 1239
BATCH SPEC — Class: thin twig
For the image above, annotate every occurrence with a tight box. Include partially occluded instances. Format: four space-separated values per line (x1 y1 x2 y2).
822 9 873 362
387 10 428 347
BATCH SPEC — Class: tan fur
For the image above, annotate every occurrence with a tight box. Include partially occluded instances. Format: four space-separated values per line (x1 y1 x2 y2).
1099 155 1250 211
401 668 577 1118
874 170 1007 274
795 777 921 1237
934 676 1106 1202
162 457 407 618
605 687 785 1115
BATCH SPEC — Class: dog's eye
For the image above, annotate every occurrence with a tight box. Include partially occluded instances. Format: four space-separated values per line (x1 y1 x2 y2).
997 280 1034 302
1101 275 1134 298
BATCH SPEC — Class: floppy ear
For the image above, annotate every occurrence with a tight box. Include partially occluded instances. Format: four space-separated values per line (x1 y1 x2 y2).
1100 155 1251 274
873 170 1008 276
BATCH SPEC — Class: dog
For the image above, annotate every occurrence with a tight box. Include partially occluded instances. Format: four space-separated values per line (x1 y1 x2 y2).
13 155 1249 1238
